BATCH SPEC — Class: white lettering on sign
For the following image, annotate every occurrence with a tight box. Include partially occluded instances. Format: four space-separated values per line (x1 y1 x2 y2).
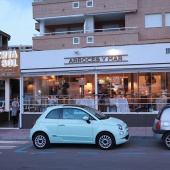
0 50 18 67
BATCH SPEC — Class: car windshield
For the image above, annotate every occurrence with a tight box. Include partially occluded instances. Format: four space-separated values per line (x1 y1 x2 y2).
83 106 109 120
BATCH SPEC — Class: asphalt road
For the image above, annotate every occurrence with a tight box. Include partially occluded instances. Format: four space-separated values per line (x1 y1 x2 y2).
0 137 170 170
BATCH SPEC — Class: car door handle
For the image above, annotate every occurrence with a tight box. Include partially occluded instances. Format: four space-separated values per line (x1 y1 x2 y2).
58 124 65 126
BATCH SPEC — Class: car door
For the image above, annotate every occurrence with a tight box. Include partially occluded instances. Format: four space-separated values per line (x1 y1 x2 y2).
57 108 93 143
43 108 61 143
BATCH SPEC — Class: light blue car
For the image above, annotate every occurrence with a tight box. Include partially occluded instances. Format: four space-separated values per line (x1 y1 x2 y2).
30 105 129 150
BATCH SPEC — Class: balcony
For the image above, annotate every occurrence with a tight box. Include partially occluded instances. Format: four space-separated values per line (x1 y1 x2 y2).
33 27 138 51
33 0 137 19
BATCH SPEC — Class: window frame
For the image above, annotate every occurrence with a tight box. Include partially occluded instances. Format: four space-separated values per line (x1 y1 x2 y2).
145 13 162 28
72 1 79 9
165 13 170 27
86 0 93 8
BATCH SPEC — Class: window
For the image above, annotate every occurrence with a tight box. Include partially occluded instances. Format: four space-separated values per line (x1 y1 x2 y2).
62 108 89 120
46 109 60 119
73 37 80 44
165 13 170 26
145 14 162 28
86 0 93 7
87 36 94 43
72 2 79 8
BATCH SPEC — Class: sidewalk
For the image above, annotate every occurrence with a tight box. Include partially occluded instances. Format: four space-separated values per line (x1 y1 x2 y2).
0 127 153 140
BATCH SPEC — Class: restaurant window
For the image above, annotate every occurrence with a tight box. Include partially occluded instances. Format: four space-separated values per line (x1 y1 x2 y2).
23 74 95 112
23 71 170 113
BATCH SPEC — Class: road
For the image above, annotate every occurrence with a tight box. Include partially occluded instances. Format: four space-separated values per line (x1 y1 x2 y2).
0 137 170 170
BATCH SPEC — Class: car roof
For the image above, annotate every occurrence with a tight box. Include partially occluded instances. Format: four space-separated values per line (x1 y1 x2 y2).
46 104 90 110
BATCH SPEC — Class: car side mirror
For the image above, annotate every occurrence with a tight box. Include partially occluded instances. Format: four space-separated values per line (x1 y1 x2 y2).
83 116 91 124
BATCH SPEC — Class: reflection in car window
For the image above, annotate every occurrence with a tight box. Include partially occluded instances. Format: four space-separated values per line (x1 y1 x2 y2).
62 108 90 120
83 106 109 120
46 109 60 119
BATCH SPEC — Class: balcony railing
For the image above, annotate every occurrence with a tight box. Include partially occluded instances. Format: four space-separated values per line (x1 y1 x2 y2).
33 27 137 37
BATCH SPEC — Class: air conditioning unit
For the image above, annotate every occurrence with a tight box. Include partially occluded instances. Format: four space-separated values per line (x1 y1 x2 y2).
72 2 79 8
87 36 94 43
86 0 93 7
73 37 80 44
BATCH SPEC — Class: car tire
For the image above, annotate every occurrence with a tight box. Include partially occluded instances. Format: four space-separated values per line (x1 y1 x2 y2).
97 132 115 150
33 132 50 149
164 132 170 149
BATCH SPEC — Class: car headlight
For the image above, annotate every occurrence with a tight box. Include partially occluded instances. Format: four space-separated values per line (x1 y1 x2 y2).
117 124 123 130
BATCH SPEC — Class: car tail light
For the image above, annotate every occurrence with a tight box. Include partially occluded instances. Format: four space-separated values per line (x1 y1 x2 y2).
156 120 161 130
32 122 36 128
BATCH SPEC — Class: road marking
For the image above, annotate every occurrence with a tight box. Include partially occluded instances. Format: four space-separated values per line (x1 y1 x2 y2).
15 144 33 153
119 152 145 155
0 146 16 149
0 141 29 144
77 151 97 155
164 152 170 155
39 151 56 154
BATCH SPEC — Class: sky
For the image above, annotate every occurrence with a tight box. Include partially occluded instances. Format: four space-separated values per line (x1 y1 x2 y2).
0 0 38 46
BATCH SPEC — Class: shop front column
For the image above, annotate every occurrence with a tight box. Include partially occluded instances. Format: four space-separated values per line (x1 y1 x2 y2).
34 77 39 96
5 78 10 112
19 75 24 128
95 72 98 110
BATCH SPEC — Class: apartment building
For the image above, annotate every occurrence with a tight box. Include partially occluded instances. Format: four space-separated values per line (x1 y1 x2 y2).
8 45 32 52
19 0 170 128
0 30 11 97
0 30 10 51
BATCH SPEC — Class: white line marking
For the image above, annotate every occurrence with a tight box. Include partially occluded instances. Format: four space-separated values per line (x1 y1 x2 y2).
0 146 16 149
0 141 29 144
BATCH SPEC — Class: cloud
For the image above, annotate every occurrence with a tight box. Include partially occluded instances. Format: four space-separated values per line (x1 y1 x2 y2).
0 0 38 45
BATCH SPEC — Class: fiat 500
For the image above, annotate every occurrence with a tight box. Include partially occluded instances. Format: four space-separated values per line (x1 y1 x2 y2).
152 105 170 149
30 105 129 150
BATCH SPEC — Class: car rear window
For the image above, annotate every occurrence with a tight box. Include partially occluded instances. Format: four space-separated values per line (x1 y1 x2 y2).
156 106 170 120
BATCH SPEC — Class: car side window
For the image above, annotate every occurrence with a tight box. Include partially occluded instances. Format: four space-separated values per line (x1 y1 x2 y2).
46 109 60 119
62 108 91 120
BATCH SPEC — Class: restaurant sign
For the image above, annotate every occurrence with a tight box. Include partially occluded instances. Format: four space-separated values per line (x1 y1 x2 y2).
64 55 128 65
0 50 20 77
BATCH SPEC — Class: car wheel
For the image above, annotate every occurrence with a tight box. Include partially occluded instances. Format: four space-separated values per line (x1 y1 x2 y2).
33 132 50 149
97 132 115 150
164 132 170 149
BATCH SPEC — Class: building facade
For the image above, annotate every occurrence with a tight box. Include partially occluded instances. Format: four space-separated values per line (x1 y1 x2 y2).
19 0 170 128
0 30 11 98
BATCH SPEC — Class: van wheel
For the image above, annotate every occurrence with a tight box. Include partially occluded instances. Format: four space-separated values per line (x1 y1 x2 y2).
97 132 115 150
33 132 50 149
164 132 170 149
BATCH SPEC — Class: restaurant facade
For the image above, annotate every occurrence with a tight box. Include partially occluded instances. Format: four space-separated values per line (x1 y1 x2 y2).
20 43 170 128
1 0 170 128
